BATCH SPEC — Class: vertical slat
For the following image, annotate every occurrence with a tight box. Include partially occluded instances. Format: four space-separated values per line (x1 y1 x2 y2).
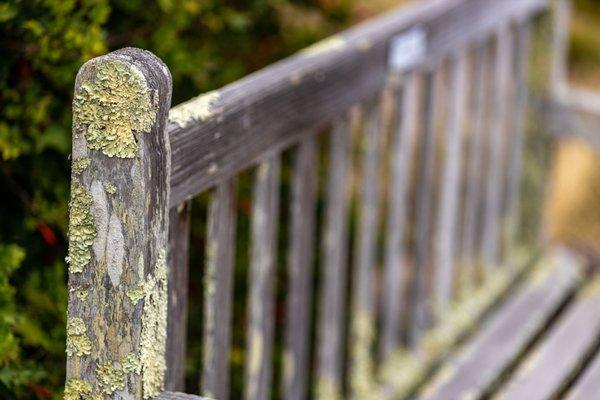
551 0 572 98
166 201 191 391
504 22 533 253
380 72 419 359
460 44 489 290
481 26 513 271
432 51 468 313
408 68 439 349
245 156 281 400
315 116 352 400
350 96 384 397
202 180 237 399
65 48 172 399
283 137 318 400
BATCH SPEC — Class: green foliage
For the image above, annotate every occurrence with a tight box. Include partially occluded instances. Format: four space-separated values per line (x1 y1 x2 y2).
0 0 353 398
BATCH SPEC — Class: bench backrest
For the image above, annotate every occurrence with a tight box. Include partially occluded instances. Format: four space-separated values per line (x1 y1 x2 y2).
64 0 571 399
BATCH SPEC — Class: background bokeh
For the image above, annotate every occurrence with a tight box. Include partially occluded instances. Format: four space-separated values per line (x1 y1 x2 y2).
0 0 598 399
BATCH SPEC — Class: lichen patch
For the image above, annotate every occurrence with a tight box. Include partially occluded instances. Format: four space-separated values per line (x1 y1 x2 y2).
73 59 156 158
169 90 220 128
64 378 94 400
104 182 117 194
66 184 96 274
66 316 92 356
122 352 142 375
96 361 125 395
139 249 168 398
300 35 346 57
72 157 91 175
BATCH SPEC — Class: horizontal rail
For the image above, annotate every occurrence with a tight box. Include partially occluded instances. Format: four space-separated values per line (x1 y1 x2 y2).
166 0 548 206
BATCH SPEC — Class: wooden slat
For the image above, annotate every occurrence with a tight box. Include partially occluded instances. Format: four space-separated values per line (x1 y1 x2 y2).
350 97 384 396
567 345 600 399
315 116 353 400
459 44 489 289
503 22 532 251
155 392 209 400
245 156 281 400
283 138 318 400
498 278 600 400
481 26 513 270
408 68 440 348
432 51 468 312
420 249 581 400
167 0 548 206
202 180 237 399
380 72 419 359
166 202 191 391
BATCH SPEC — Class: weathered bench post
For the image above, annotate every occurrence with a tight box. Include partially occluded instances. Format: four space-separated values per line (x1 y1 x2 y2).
64 48 172 399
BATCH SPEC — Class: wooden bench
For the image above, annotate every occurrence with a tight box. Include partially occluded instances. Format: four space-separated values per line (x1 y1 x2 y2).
63 0 600 399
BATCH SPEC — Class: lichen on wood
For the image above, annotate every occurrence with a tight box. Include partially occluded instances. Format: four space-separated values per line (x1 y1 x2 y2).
72 157 91 175
64 378 97 400
66 316 92 356
66 184 96 274
96 361 125 395
104 182 117 194
168 90 220 128
73 59 156 158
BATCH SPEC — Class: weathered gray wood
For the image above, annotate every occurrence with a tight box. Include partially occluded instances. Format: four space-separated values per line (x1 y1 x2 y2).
504 22 532 252
350 97 384 397
409 68 440 348
567 342 600 399
420 249 581 400
245 156 281 400
498 277 600 400
380 72 419 359
154 392 209 400
481 26 513 271
167 0 548 206
283 137 318 400
202 180 237 399
315 116 353 400
432 51 468 313
166 202 191 391
65 48 173 400
551 0 571 99
459 44 489 290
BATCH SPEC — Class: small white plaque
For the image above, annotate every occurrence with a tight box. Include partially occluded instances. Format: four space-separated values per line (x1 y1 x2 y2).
388 27 427 71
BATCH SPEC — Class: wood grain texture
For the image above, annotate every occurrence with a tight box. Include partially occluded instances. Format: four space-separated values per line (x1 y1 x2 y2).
408 68 439 349
283 137 318 400
154 391 209 400
66 47 172 399
315 116 353 400
166 202 191 391
481 26 513 271
567 344 600 399
497 278 600 400
167 0 548 206
504 22 532 252
245 156 281 400
202 180 237 399
349 97 384 396
432 51 468 313
459 44 489 290
420 249 581 400
380 72 419 359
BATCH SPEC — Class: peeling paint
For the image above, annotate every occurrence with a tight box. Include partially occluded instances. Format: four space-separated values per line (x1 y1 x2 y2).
66 184 96 274
72 157 91 175
300 35 346 57
96 361 125 395
169 90 220 128
73 59 156 158
139 249 168 398
66 316 92 356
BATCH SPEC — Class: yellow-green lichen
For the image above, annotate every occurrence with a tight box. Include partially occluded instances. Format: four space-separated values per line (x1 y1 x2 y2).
96 361 125 395
66 316 92 357
64 378 94 400
66 184 96 274
139 249 168 398
122 352 142 374
104 182 117 194
350 311 377 399
72 157 91 175
73 59 156 158
127 283 146 304
300 35 346 57
75 288 88 301
168 90 220 128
